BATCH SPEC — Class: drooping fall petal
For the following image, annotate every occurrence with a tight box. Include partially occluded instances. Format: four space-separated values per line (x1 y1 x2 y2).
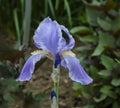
16 53 44 81
61 55 93 85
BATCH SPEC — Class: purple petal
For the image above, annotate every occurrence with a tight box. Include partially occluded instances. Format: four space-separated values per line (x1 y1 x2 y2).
60 25 75 51
16 54 44 81
61 55 93 85
33 17 66 55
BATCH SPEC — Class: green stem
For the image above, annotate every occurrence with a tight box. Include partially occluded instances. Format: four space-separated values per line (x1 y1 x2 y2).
22 0 32 48
54 82 57 96
51 65 60 108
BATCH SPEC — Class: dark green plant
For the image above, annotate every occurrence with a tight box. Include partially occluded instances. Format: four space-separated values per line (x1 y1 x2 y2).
72 0 120 108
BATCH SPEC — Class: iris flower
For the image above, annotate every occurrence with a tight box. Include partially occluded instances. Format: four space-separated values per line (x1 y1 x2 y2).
17 17 93 85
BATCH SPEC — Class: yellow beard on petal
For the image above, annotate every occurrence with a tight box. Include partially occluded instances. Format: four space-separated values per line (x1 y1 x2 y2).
31 50 54 60
62 50 76 57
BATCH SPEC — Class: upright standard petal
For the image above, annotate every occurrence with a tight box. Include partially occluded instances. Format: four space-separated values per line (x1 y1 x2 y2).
16 53 44 81
61 55 93 85
33 17 65 55
60 25 75 51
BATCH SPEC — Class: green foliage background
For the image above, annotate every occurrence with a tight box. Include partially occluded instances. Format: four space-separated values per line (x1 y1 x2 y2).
0 0 120 108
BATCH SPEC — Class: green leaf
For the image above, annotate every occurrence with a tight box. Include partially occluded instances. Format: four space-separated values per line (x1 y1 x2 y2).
98 70 111 77
64 0 72 26
98 31 115 47
115 59 120 64
111 78 120 87
92 44 104 56
113 51 120 58
97 17 112 31
48 0 55 18
3 93 15 102
79 35 98 43
0 79 21 91
100 85 116 99
100 55 115 70
76 46 91 52
55 0 59 10
92 31 116 56
84 0 116 11
101 0 116 11
112 16 120 34
116 36 120 47
13 9 21 47
70 26 92 35
0 62 17 78
86 6 102 26
89 65 99 79
73 82 81 90
94 94 107 102
73 82 92 99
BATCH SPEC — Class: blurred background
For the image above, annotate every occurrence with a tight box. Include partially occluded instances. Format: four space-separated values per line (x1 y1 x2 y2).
0 0 120 108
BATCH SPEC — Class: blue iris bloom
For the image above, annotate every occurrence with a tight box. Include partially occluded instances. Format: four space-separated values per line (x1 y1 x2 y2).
16 17 93 85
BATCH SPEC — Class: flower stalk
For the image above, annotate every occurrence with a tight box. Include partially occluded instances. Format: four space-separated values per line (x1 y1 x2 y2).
51 65 60 108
